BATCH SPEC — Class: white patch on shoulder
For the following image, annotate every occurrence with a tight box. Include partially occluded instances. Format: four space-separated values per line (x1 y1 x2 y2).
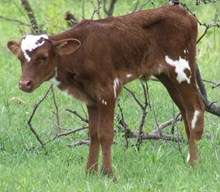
191 110 200 129
21 34 49 62
113 78 119 98
165 56 191 84
126 74 132 78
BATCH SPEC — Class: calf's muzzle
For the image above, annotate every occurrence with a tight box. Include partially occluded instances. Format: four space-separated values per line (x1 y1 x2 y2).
19 79 33 93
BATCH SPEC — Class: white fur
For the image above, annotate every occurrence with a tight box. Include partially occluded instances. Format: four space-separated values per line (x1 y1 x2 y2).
62 89 73 98
165 56 191 84
101 99 107 106
191 110 200 129
113 78 119 98
50 77 61 86
21 34 49 61
187 152 190 163
126 74 132 78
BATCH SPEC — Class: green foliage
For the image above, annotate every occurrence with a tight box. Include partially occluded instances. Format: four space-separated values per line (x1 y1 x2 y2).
0 0 220 191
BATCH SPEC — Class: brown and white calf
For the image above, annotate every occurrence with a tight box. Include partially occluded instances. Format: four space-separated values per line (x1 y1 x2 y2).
7 6 204 175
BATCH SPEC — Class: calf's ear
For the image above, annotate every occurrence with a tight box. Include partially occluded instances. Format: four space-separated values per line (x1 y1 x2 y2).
7 40 20 56
52 38 81 56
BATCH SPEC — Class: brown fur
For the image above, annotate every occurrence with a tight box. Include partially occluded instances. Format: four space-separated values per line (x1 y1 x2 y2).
7 6 204 175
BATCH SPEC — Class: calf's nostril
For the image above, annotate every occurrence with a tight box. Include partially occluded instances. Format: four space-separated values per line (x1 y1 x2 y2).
26 80 31 87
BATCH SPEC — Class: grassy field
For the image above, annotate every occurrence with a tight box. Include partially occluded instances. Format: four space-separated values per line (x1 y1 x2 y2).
0 0 220 191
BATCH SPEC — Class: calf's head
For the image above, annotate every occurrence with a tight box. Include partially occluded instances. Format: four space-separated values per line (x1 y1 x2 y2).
7 35 81 93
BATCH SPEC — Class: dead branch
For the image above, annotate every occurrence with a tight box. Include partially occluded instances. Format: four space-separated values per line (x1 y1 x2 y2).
103 0 117 17
90 0 103 19
139 0 151 10
179 2 220 44
66 109 89 124
196 67 220 117
0 15 30 27
196 0 217 5
136 82 149 151
203 79 220 89
27 85 53 148
53 126 88 140
21 0 41 34
132 0 140 13
152 114 182 134
125 130 182 143
67 139 90 148
51 86 60 128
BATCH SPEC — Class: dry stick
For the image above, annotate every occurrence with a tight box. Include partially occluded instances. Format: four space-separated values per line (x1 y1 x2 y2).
132 0 140 13
139 0 151 10
152 114 182 134
0 15 30 26
203 79 220 89
20 0 41 34
27 85 53 148
82 0 85 19
180 2 220 44
136 82 148 151
90 0 103 19
53 126 88 140
51 86 60 128
117 100 129 149
196 67 220 116
103 0 117 17
126 131 181 142
67 139 90 148
66 109 89 124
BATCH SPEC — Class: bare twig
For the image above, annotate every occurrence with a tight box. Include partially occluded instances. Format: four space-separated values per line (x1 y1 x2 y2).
27 85 53 148
103 0 117 17
66 109 89 124
125 130 182 143
21 0 41 34
132 0 140 13
51 86 60 128
136 82 149 151
53 126 88 140
153 114 182 134
0 15 30 26
203 79 220 89
90 0 103 19
67 139 90 148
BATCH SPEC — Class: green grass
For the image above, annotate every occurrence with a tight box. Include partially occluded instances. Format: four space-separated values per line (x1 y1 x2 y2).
0 0 220 191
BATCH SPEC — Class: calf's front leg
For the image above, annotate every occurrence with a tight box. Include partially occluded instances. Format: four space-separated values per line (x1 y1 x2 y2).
86 105 100 174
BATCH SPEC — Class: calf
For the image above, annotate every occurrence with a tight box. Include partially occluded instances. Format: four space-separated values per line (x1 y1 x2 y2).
7 5 204 175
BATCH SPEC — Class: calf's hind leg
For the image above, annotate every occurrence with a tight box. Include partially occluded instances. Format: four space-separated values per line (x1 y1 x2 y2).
168 74 204 166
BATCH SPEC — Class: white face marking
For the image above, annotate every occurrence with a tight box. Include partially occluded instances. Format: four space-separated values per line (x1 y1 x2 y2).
21 34 49 62
165 56 191 84
126 74 132 78
187 152 190 163
113 78 119 98
191 110 200 129
101 99 107 106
